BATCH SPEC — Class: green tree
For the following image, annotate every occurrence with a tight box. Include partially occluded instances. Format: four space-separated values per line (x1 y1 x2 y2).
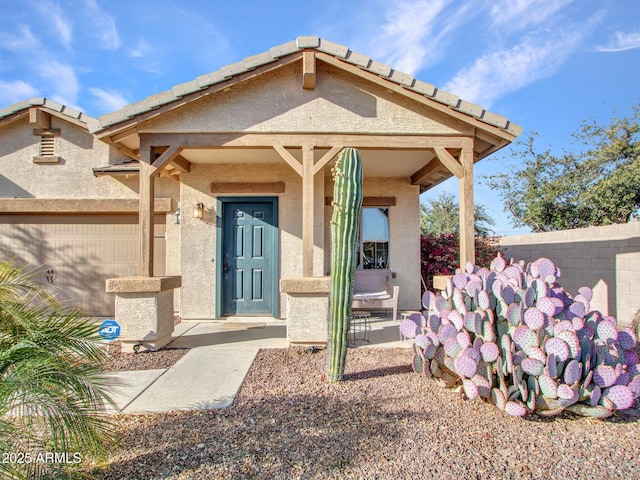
485 104 640 232
420 192 495 237
0 262 115 480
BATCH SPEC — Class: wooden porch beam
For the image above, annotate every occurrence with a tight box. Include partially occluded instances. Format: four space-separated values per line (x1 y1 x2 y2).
312 145 342 176
410 157 442 185
139 145 155 277
143 132 470 150
169 155 191 173
29 108 51 129
302 145 315 277
434 147 463 179
273 144 303 176
459 139 475 268
110 127 138 143
151 145 182 175
303 51 316 90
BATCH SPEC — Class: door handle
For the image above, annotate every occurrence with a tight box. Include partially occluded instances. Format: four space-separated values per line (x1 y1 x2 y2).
223 262 229 275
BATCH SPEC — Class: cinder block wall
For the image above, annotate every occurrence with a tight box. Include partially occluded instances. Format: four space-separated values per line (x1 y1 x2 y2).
500 223 640 327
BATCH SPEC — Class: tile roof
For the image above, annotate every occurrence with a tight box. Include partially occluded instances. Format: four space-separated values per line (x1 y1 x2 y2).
91 36 522 137
0 97 95 126
0 37 521 138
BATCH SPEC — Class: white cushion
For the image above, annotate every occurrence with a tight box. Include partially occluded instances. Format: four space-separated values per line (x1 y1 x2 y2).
353 291 391 301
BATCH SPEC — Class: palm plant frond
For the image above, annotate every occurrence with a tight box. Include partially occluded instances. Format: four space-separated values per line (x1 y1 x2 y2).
0 261 117 479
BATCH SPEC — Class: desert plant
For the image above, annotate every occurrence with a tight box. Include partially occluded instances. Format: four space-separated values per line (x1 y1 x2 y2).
420 233 501 291
326 148 363 382
401 253 639 418
0 261 115 479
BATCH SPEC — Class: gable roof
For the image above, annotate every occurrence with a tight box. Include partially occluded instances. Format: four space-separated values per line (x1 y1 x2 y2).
90 36 521 138
0 97 95 129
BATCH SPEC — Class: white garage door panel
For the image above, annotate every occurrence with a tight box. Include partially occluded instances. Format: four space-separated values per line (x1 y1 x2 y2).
0 214 166 316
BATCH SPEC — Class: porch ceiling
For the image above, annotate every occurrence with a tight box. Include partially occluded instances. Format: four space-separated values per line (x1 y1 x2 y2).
179 147 433 178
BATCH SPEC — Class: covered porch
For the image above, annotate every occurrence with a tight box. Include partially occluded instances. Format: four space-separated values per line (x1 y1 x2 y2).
96 38 519 350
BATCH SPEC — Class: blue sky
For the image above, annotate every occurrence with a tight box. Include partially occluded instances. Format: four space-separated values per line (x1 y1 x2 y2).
1 0 638 235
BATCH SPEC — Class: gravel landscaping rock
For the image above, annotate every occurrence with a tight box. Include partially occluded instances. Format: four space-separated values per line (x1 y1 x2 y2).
101 342 189 372
87 347 640 479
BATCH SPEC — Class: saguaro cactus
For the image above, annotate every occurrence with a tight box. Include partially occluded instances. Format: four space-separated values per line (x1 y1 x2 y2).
326 147 363 382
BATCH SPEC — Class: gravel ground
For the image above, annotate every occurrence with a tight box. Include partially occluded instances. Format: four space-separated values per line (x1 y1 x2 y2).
100 342 189 372
87 347 640 479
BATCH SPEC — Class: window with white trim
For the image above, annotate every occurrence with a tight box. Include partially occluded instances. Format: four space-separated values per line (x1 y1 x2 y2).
356 207 389 269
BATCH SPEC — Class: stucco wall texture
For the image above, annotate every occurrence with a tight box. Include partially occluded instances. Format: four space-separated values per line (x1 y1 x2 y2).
178 162 422 320
141 62 468 135
500 222 640 327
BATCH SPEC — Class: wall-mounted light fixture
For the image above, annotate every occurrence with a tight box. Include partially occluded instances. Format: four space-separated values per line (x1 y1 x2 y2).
173 207 181 224
193 202 204 219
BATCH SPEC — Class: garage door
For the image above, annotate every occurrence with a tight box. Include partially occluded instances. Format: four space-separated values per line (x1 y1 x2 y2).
0 214 166 316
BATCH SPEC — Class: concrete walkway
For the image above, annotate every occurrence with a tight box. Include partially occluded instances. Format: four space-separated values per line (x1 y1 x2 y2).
102 316 408 415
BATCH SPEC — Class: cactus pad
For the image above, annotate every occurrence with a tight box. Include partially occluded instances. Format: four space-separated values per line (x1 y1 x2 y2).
477 290 491 310
603 385 634 410
471 374 491 398
568 301 586 319
444 337 462 358
593 365 618 388
456 330 471 349
504 401 527 417
536 297 556 317
555 330 581 359
462 378 479 400
433 295 449 313
563 359 581 385
627 375 640 399
566 404 612 419
624 350 639 367
556 383 576 400
617 328 637 350
422 291 435 310
491 253 506 272
412 354 424 374
454 354 478 378
438 323 457 341
596 319 618 342
538 374 558 399
400 319 419 339
521 358 545 376
513 326 538 351
480 341 500 363
492 388 507 410
449 310 464 331
524 307 546 330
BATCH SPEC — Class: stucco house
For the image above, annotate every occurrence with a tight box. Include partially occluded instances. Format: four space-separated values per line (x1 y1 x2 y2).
0 37 520 349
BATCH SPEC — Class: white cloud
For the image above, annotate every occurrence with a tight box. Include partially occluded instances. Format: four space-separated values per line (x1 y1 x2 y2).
443 21 594 107
596 30 640 52
32 0 73 48
489 0 575 31
0 25 39 51
0 80 39 105
89 87 128 112
34 61 80 106
369 0 452 74
83 0 120 50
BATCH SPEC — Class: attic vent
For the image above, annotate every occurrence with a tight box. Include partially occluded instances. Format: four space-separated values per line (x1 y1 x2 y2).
32 128 61 164
39 135 55 156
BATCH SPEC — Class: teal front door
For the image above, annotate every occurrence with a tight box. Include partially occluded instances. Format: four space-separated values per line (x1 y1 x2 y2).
221 201 276 316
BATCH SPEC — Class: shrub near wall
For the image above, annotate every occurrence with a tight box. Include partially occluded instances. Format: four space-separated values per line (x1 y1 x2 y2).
421 233 501 291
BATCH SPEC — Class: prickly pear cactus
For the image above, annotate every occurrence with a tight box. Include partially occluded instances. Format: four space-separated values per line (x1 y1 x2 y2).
402 253 640 418
326 148 363 382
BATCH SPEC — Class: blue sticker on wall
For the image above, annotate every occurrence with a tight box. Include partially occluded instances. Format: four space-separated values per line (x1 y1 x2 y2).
99 319 121 341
